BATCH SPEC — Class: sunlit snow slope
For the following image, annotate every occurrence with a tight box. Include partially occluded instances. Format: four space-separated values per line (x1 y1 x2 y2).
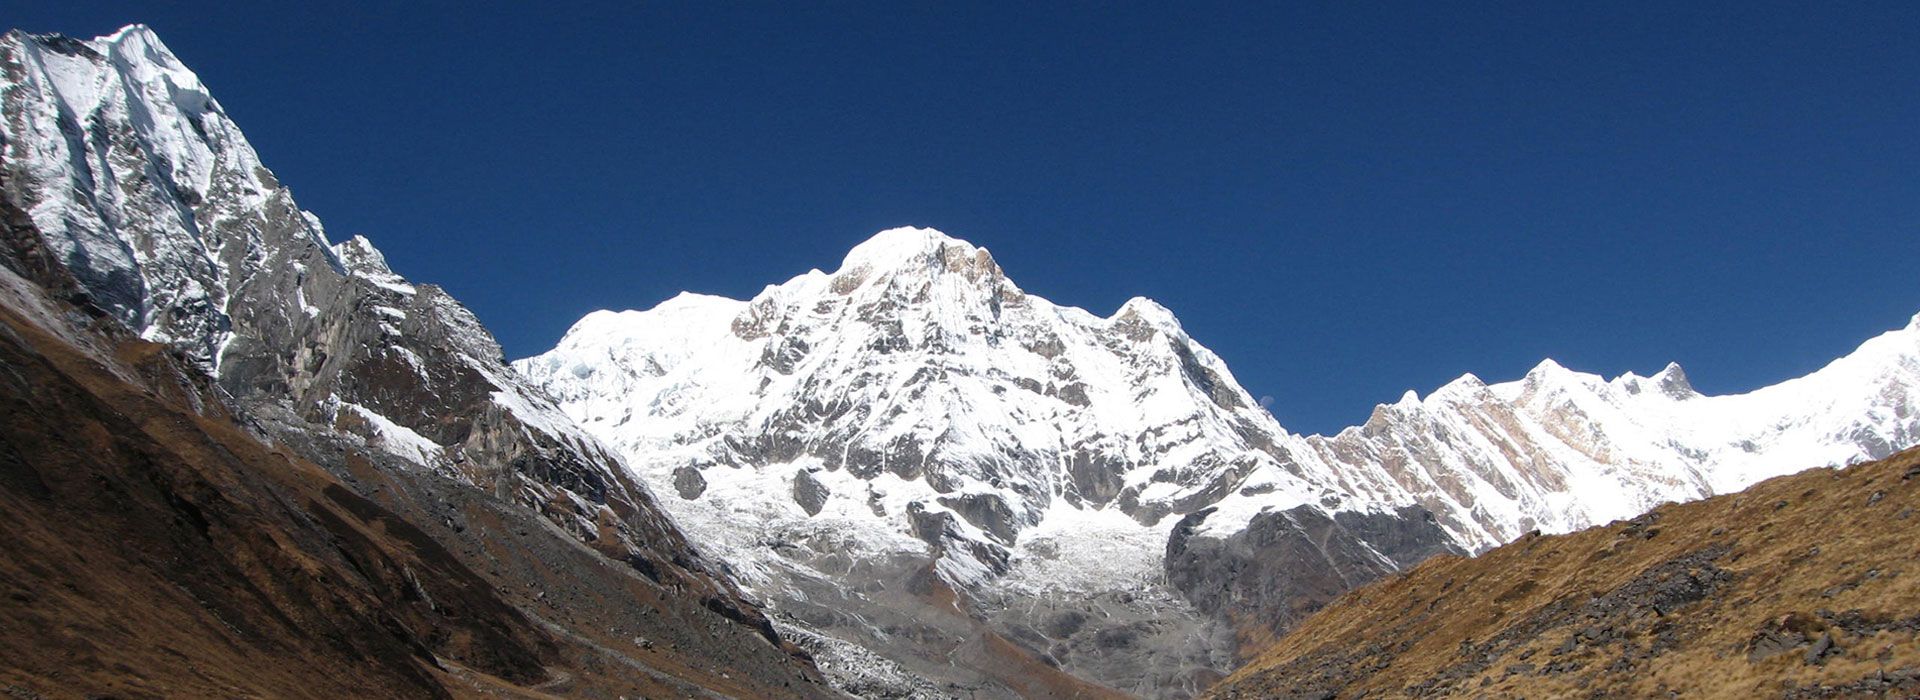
521 229 1371 588
524 228 1918 580
519 226 1920 694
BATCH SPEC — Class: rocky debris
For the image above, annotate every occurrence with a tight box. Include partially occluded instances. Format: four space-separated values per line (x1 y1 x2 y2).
974 587 1235 698
1747 612 1821 662
1804 631 1839 665
1165 503 1461 645
1782 667 1920 698
776 620 958 700
1393 545 1732 696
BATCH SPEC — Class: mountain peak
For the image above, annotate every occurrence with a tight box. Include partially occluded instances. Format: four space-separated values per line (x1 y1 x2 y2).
1436 373 1487 397
830 227 1012 296
1525 357 1570 380
1651 361 1695 398
334 235 392 274
838 227 969 271
91 24 186 69
102 23 159 44
1115 296 1175 321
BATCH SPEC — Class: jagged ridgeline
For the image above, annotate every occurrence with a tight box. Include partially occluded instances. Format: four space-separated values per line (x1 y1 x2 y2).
6 21 1920 700
522 226 1920 696
1 25 833 698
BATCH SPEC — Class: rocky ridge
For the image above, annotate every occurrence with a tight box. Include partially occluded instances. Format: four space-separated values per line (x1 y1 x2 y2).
0 25 831 697
9 20 1918 700
523 226 1920 695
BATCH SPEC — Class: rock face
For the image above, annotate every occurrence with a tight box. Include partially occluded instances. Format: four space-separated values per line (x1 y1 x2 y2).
0 25 831 697
520 228 1412 696
522 225 1920 696
0 226 560 698
1166 504 1460 650
14 21 1916 700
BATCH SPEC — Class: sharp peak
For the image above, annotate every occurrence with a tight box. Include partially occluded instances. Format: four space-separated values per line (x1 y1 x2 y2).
1651 361 1695 396
1522 357 1613 391
1437 372 1487 394
1112 296 1180 324
332 235 393 273
1526 357 1570 377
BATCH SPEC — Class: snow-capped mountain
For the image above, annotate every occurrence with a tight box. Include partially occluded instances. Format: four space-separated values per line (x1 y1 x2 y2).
521 226 1920 695
1298 322 1919 552
2 22 639 556
15 21 1916 700
518 228 1384 694
1 25 830 695
520 228 1385 586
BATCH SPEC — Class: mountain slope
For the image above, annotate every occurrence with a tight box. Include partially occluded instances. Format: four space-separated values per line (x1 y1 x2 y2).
0 217 582 698
1205 445 1920 699
1299 320 1920 552
0 25 831 697
522 227 1920 695
520 228 1460 696
518 228 1390 588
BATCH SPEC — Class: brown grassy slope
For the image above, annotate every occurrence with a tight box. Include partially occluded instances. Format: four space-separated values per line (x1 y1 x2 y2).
0 178 833 698
0 289 537 698
0 256 813 698
1205 446 1920 700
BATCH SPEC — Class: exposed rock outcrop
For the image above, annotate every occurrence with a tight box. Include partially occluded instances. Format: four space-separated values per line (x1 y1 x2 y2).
0 25 832 697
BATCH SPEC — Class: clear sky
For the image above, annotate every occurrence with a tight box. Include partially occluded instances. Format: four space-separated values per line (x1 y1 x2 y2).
12 2 1920 435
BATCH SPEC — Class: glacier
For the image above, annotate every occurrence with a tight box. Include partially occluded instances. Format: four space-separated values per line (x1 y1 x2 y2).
10 21 1915 700
520 226 1920 696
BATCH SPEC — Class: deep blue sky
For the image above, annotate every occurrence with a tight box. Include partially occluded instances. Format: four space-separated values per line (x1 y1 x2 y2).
13 2 1920 434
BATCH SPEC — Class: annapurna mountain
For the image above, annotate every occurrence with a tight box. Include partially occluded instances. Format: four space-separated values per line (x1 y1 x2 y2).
520 226 1920 696
6 20 1918 700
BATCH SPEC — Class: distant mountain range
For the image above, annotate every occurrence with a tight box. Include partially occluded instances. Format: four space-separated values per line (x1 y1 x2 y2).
4 24 1915 700
522 226 1919 695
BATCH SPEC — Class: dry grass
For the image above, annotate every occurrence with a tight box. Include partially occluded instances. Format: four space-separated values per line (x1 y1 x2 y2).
1207 446 1920 699
0 269 822 698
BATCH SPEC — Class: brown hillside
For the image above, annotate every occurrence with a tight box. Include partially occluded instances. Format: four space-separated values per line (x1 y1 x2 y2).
1206 446 1920 699
0 229 826 697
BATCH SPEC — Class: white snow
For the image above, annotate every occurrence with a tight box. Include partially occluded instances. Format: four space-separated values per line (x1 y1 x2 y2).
519 226 1920 600
339 401 443 465
517 227 1332 593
